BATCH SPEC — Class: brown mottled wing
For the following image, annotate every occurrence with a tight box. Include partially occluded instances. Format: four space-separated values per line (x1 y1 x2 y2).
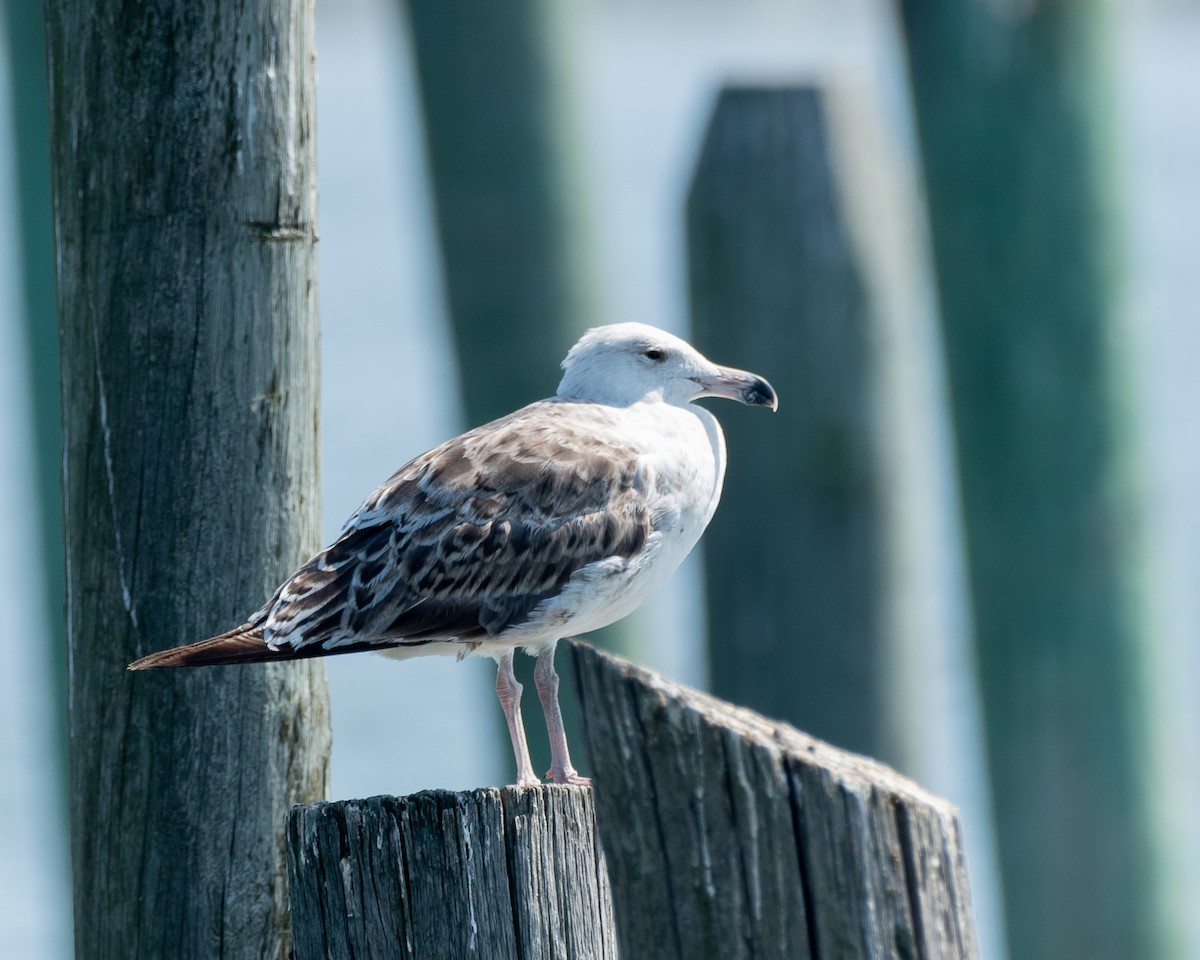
261 401 653 653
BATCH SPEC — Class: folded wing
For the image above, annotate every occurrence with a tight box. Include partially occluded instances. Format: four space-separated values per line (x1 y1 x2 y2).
131 401 655 669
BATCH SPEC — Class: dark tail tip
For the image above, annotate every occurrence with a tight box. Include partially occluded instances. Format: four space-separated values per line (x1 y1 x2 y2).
128 624 272 670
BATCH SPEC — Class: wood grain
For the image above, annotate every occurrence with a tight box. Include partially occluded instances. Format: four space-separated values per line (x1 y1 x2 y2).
45 2 330 958
570 640 979 960
287 787 616 960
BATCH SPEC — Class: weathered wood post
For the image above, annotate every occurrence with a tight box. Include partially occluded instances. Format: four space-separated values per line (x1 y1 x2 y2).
45 2 331 958
287 787 616 959
898 3 1165 957
570 641 980 960
287 644 979 960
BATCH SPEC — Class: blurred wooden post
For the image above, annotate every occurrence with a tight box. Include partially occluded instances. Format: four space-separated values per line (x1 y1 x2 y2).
45 3 331 958
897 4 1164 958
1 0 69 900
287 787 616 960
569 640 979 960
400 0 619 774
401 0 594 421
686 88 889 760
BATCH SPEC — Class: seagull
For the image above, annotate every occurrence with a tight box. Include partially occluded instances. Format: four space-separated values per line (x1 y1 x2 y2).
130 323 777 786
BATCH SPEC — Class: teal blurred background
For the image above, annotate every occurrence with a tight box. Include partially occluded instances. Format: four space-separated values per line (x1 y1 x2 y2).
3 1 1198 958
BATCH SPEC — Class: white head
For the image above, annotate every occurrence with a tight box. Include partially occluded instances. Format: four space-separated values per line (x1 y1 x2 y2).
556 323 777 411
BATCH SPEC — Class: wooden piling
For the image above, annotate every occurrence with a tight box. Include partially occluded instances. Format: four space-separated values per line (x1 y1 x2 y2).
686 87 888 762
46 3 330 957
570 640 979 960
288 643 979 960
287 786 616 960
897 3 1163 956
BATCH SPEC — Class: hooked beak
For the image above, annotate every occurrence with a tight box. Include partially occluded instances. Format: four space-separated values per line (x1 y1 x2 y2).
692 365 779 412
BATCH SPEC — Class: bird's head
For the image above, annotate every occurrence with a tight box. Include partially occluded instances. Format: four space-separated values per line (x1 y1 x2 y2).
556 323 778 412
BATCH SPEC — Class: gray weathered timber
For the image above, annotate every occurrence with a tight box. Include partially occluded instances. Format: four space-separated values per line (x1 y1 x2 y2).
687 88 889 762
570 640 979 960
898 3 1164 958
45 3 331 959
287 786 616 960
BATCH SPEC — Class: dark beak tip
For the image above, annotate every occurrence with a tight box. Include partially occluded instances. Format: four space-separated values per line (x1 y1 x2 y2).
747 377 779 412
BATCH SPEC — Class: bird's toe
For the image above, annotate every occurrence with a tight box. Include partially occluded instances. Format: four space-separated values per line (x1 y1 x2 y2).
545 767 592 787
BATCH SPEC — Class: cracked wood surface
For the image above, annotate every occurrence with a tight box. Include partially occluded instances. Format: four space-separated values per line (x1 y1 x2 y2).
47 2 331 958
570 641 979 960
286 786 616 960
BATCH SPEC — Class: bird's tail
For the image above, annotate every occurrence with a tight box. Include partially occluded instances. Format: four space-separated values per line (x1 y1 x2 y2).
128 623 294 669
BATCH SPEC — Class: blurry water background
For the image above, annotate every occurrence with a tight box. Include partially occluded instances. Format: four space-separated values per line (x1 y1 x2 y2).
3 0 1198 957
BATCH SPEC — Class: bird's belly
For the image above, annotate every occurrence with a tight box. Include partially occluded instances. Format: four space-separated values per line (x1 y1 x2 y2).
508 432 720 643
525 551 669 642
495 401 726 651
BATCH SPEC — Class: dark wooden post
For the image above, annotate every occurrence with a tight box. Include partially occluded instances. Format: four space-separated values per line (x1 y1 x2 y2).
45 3 331 958
2 6 59 589
3 0 67 817
686 88 888 761
897 4 1163 958
2 5 70 928
287 787 616 960
570 640 980 960
400 0 595 423
400 0 618 773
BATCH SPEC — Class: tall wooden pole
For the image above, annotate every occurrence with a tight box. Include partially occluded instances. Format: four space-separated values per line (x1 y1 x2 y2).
45 3 331 958
897 3 1162 958
686 84 1008 957
400 0 612 777
687 88 887 760
1 0 68 902
401 0 594 424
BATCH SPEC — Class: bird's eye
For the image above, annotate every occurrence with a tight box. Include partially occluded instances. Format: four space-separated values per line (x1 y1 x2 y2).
643 349 667 363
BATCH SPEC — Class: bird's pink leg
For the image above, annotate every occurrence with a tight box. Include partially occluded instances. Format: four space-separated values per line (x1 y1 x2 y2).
496 649 539 787
534 643 590 785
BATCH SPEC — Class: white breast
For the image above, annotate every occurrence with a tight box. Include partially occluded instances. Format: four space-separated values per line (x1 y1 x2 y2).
638 400 727 571
512 399 727 647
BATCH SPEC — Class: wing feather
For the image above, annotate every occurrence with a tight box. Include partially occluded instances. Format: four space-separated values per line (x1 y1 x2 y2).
263 402 654 653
